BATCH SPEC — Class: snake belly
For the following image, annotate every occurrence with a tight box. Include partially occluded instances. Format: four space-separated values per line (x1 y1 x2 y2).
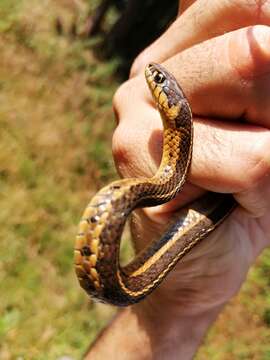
74 63 236 306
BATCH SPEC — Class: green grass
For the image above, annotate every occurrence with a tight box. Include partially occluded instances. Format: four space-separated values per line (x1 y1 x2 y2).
1 1 270 359
0 1 118 358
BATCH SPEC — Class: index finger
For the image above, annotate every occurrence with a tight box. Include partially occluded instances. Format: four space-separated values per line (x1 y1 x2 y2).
131 0 270 76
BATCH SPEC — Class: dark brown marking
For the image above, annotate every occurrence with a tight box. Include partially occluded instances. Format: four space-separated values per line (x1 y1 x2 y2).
81 246 91 256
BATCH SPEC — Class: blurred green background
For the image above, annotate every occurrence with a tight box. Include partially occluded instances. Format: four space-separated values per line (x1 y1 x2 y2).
1 1 270 359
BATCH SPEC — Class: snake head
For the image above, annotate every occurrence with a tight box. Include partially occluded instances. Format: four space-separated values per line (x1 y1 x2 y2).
145 63 186 123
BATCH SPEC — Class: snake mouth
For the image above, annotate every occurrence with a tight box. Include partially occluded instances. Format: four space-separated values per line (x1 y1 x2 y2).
145 64 169 112
145 64 155 83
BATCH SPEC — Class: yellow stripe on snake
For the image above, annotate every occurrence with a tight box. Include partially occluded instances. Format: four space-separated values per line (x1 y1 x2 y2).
74 63 236 306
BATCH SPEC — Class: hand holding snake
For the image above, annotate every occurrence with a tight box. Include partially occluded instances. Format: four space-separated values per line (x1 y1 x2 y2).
75 63 236 306
75 26 270 306
76 27 270 316
84 1 270 358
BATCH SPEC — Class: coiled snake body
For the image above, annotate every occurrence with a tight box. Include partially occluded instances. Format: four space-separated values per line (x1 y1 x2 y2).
74 63 236 306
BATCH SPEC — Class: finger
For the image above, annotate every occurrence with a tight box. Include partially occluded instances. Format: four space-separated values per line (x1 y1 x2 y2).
131 0 270 76
113 101 270 214
113 26 270 215
165 25 270 126
128 26 270 127
115 111 270 219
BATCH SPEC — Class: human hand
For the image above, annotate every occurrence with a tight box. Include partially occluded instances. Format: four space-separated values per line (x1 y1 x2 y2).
112 0 270 356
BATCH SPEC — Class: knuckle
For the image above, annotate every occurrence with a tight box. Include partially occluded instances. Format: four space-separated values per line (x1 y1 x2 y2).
112 81 131 118
112 81 129 118
112 78 140 122
240 133 270 191
130 53 148 78
112 125 135 170
130 57 141 78
228 25 270 91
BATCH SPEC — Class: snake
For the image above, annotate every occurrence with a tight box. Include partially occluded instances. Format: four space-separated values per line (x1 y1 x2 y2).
74 63 237 307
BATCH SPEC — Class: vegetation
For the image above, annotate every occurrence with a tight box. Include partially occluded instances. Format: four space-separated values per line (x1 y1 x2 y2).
0 1 269 359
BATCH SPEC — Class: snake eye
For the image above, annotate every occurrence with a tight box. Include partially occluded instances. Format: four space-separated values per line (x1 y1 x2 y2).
154 72 165 84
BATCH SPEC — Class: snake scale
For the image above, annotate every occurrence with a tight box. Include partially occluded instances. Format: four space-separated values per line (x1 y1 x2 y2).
74 63 237 306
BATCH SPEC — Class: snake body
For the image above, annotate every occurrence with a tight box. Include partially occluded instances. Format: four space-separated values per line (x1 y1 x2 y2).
74 63 236 306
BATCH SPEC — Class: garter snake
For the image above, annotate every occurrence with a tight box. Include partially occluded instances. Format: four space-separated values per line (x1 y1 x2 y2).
74 63 236 306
